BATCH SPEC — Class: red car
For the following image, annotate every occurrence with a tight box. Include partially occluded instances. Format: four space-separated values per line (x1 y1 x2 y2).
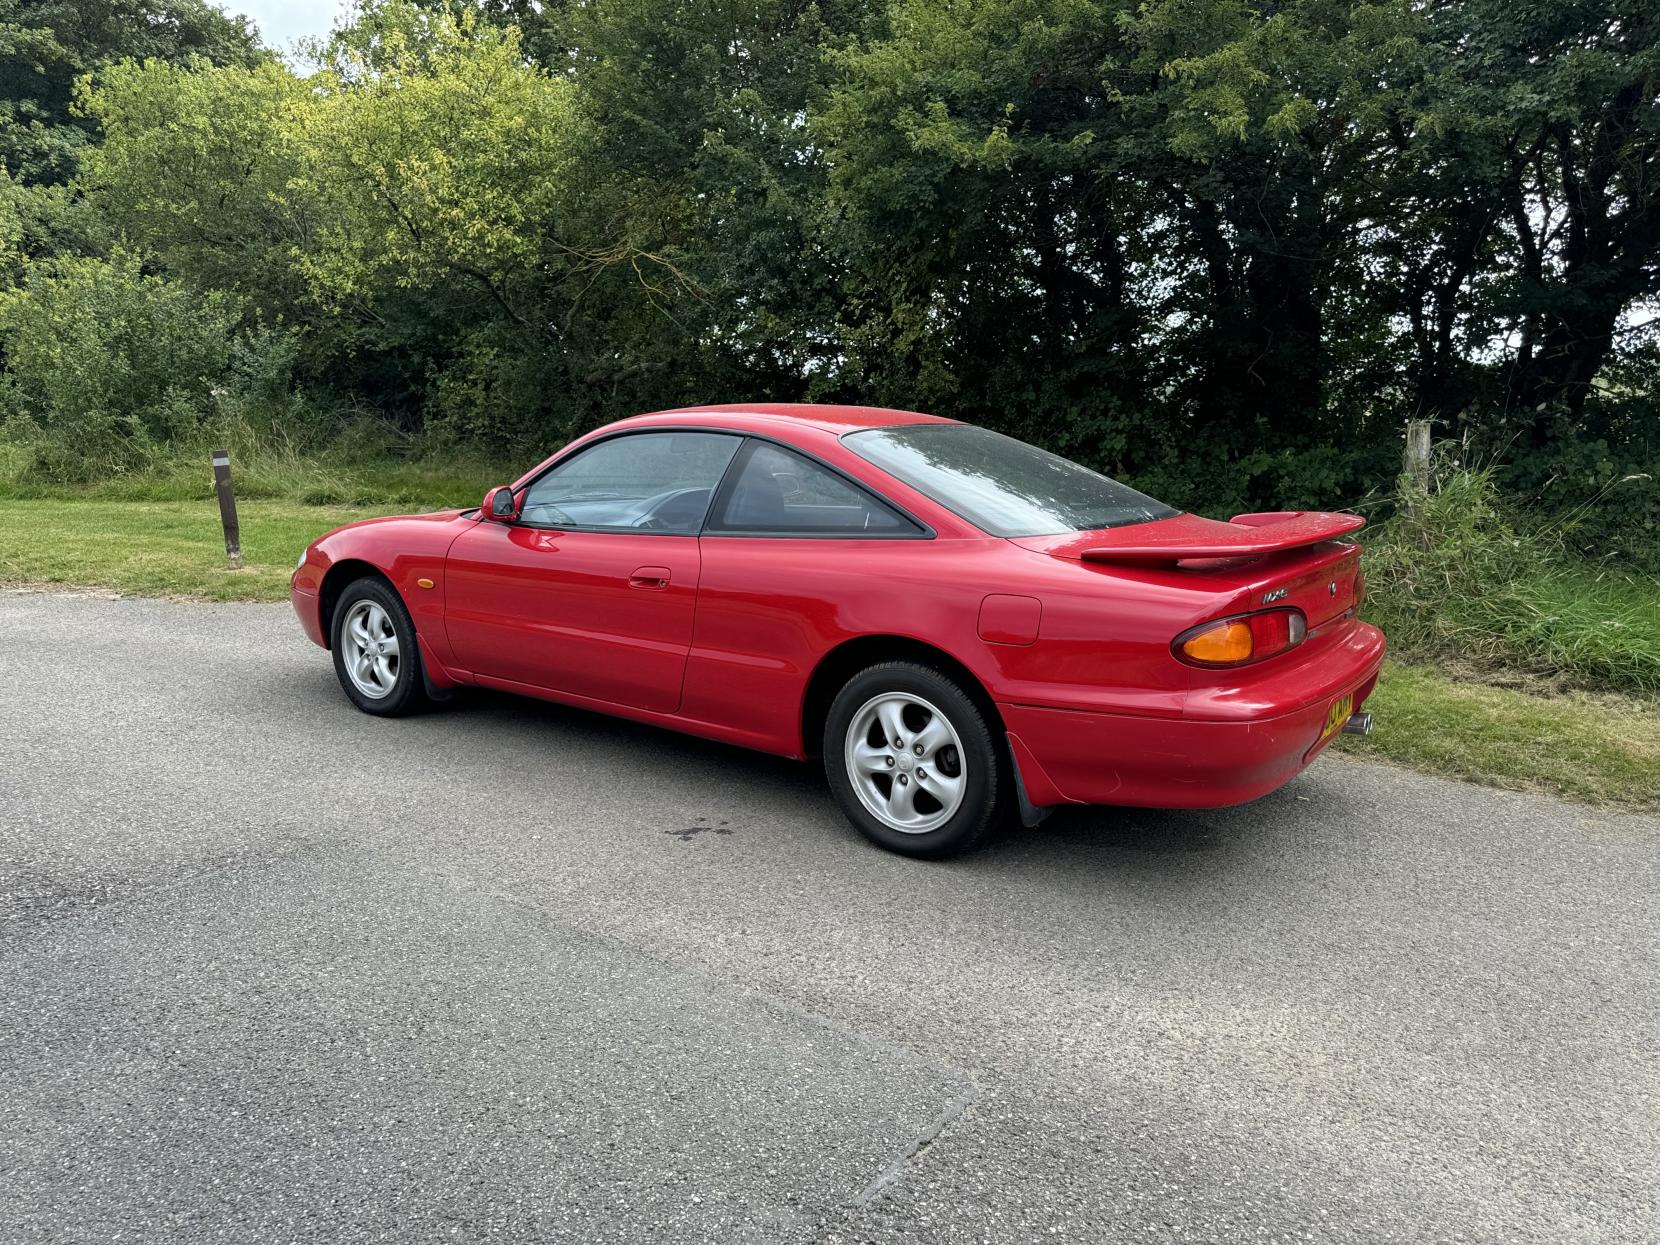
291 404 1384 857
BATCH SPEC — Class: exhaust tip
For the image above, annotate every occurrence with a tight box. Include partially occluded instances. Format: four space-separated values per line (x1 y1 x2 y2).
1340 711 1373 737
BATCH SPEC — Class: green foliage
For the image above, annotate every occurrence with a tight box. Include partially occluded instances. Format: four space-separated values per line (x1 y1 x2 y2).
0 253 242 479
1363 457 1660 696
0 0 262 187
0 0 1656 532
76 55 313 307
555 0 874 396
1495 344 1660 569
424 328 576 451
298 11 581 318
0 166 104 288
79 2 707 449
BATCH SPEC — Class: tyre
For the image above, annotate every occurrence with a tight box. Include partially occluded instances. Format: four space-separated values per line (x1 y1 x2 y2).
331 577 430 717
823 661 1007 858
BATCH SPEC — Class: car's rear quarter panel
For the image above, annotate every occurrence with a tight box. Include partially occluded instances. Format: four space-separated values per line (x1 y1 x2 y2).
988 548 1385 807
679 536 1235 757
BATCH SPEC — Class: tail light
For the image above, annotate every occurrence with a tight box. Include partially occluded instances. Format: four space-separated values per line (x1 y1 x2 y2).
1173 608 1307 668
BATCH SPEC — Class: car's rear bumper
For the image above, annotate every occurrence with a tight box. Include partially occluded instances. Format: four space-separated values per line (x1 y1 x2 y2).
291 583 327 649
1002 622 1385 809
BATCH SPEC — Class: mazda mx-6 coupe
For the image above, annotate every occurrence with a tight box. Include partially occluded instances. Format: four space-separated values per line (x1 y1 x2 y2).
291 404 1384 857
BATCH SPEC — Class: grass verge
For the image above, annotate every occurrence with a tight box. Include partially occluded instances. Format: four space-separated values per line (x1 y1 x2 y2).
0 436 506 510
3 496 1655 814
0 498 401 602
1335 661 1659 812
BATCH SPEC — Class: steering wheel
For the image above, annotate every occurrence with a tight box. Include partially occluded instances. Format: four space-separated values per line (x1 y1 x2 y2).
524 501 576 526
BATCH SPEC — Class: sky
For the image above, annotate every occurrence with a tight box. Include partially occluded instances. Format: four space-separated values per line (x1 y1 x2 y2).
226 0 343 58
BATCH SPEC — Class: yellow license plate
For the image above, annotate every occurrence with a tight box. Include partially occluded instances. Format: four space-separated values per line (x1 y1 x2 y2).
1320 693 1354 743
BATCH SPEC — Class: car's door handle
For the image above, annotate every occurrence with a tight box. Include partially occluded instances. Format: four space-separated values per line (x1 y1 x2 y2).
629 566 671 590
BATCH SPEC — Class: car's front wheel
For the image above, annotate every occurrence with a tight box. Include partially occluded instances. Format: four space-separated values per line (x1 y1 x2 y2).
331 578 429 716
824 661 1007 858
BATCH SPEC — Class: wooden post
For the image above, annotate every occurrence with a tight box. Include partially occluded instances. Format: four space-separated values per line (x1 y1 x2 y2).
211 449 242 570
1403 419 1432 497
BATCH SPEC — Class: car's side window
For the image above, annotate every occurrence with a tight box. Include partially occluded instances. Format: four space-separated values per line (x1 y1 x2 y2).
707 441 920 536
519 432 741 533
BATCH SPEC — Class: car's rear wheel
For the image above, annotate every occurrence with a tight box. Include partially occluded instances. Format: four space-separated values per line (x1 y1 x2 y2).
824 661 1007 858
331 578 429 716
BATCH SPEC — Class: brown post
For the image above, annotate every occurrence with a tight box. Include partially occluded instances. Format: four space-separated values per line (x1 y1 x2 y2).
211 449 242 570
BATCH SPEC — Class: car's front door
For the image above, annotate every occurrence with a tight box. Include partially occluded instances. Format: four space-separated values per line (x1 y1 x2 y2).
442 431 742 713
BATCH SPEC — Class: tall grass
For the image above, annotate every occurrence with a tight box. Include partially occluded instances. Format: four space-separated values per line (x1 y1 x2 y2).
0 413 509 511
1363 463 1660 697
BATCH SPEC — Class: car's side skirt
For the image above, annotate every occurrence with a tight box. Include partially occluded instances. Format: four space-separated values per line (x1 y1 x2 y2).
467 672 805 760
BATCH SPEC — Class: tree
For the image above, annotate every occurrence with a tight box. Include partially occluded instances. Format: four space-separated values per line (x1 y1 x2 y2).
545 0 878 406
819 0 1160 466
0 0 262 186
820 0 1421 502
81 2 704 445
78 56 313 311
1476 2 1660 434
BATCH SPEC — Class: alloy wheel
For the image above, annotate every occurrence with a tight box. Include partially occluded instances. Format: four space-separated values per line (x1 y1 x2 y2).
341 599 400 700
844 692 967 833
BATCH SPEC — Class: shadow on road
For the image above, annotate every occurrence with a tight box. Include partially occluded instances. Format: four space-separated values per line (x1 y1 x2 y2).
316 672 1265 876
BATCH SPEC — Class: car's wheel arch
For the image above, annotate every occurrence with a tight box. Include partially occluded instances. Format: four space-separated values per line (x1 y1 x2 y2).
799 635 1005 760
318 558 395 649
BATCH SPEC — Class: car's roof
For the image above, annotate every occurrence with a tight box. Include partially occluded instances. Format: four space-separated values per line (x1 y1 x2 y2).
515 404 969 512
632 402 958 433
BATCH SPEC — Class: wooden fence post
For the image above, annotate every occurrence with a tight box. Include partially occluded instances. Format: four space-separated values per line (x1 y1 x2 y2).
211 449 242 570
1403 420 1432 499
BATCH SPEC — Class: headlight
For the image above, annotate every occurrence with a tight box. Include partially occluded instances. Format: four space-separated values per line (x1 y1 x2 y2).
296 550 308 570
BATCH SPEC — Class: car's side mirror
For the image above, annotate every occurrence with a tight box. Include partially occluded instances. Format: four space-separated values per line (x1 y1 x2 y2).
483 486 520 523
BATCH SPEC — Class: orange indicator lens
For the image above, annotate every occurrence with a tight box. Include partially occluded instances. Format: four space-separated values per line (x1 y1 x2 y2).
1180 620 1254 665
1175 608 1307 668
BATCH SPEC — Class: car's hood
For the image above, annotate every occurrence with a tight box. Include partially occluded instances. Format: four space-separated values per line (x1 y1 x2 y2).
348 508 470 527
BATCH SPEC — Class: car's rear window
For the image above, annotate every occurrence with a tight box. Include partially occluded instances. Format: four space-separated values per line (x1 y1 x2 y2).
843 424 1178 538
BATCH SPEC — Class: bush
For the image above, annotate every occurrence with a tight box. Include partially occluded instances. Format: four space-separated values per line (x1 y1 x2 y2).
425 329 582 456
1363 455 1660 696
1497 379 1660 574
0 253 241 480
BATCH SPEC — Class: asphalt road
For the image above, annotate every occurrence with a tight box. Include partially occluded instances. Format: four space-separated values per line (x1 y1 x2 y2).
2 590 1656 1244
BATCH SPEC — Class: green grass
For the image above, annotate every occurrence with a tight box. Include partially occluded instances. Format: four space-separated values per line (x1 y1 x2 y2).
1336 661 1660 812
0 433 507 510
1365 557 1660 697
0 435 497 599
1361 466 1660 695
0 498 403 601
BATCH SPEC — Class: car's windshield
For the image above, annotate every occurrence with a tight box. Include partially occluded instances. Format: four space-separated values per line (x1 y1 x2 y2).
843 424 1178 537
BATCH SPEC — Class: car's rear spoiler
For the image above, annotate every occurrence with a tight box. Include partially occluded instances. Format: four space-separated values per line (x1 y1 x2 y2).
1077 511 1365 567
